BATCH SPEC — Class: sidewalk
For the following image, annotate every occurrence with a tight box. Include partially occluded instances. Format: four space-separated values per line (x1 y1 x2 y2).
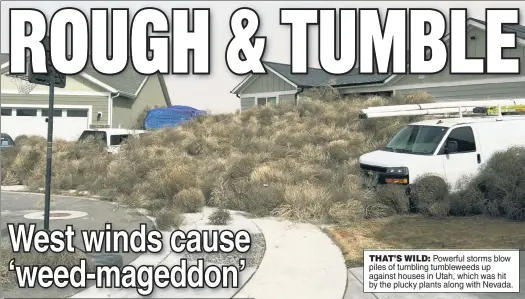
72 207 262 298
234 218 347 299
345 264 524 299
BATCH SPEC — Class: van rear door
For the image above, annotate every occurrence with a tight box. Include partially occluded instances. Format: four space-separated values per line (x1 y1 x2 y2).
438 126 481 189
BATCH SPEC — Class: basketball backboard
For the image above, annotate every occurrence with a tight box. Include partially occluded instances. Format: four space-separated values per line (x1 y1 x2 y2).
27 36 66 88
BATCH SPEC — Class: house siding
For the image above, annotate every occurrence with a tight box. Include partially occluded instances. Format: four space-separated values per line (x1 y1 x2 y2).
241 97 255 110
396 81 525 101
240 73 296 94
112 96 133 128
279 94 296 105
128 74 168 127
0 94 109 125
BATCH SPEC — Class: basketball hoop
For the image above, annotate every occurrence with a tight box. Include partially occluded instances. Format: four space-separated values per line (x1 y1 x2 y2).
5 74 37 95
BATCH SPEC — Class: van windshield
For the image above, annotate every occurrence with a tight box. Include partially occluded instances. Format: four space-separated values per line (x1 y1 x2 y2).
383 125 448 155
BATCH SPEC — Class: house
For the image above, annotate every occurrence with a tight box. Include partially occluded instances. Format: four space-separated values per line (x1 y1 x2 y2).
232 18 525 110
0 54 171 141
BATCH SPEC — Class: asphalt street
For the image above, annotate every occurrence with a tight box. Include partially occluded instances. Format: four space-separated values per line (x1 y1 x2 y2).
1 191 155 298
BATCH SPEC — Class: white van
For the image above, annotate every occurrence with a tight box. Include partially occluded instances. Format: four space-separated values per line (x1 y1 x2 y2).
78 128 147 153
358 101 525 189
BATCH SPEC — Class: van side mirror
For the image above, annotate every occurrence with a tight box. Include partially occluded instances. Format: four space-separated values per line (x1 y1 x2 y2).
445 140 458 154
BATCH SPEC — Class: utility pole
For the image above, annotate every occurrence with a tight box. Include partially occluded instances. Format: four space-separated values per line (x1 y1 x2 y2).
43 69 55 231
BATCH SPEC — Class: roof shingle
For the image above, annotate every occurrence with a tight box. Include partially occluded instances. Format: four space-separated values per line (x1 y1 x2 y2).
263 61 391 87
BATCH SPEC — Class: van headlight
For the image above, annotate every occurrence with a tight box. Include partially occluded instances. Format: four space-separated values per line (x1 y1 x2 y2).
386 167 408 175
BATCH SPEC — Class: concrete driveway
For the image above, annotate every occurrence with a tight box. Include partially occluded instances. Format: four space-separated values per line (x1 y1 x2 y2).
345 252 524 299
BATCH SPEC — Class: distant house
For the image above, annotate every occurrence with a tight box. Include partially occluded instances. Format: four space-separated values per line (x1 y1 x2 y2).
232 18 525 111
0 54 171 140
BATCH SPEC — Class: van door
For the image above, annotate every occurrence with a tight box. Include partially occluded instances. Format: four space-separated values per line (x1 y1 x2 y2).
438 126 481 189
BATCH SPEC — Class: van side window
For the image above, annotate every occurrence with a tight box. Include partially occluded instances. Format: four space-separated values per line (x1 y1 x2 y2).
110 134 130 146
441 126 476 154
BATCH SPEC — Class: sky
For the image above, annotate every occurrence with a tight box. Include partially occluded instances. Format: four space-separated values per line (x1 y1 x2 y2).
1 1 524 114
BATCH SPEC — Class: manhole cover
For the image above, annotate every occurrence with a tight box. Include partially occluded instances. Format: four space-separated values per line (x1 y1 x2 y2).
24 210 88 220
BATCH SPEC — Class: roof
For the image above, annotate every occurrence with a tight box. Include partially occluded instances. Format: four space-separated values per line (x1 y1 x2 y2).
0 53 171 104
469 18 525 40
233 17 525 94
263 61 391 87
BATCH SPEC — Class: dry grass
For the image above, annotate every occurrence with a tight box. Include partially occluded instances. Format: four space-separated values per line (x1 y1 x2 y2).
208 208 232 225
326 215 525 267
3 91 524 225
154 207 184 230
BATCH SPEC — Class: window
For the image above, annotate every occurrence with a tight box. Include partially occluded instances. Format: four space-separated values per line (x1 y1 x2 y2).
1 109 12 116
16 109 37 116
68 110 88 117
42 109 62 117
383 125 448 155
110 134 130 146
257 97 278 106
440 126 476 154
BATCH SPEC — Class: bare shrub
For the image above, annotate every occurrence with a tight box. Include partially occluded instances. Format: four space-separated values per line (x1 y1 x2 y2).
454 147 525 220
3 94 459 224
410 175 450 213
375 184 410 214
172 188 205 213
328 200 365 224
208 208 232 225
389 92 434 105
273 182 333 223
302 85 340 102
155 207 184 230
132 105 156 129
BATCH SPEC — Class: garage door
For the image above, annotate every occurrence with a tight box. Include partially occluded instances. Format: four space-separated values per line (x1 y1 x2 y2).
1 107 89 141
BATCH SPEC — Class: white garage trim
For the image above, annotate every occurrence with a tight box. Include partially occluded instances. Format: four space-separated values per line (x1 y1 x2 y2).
1 90 110 96
1 104 93 125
